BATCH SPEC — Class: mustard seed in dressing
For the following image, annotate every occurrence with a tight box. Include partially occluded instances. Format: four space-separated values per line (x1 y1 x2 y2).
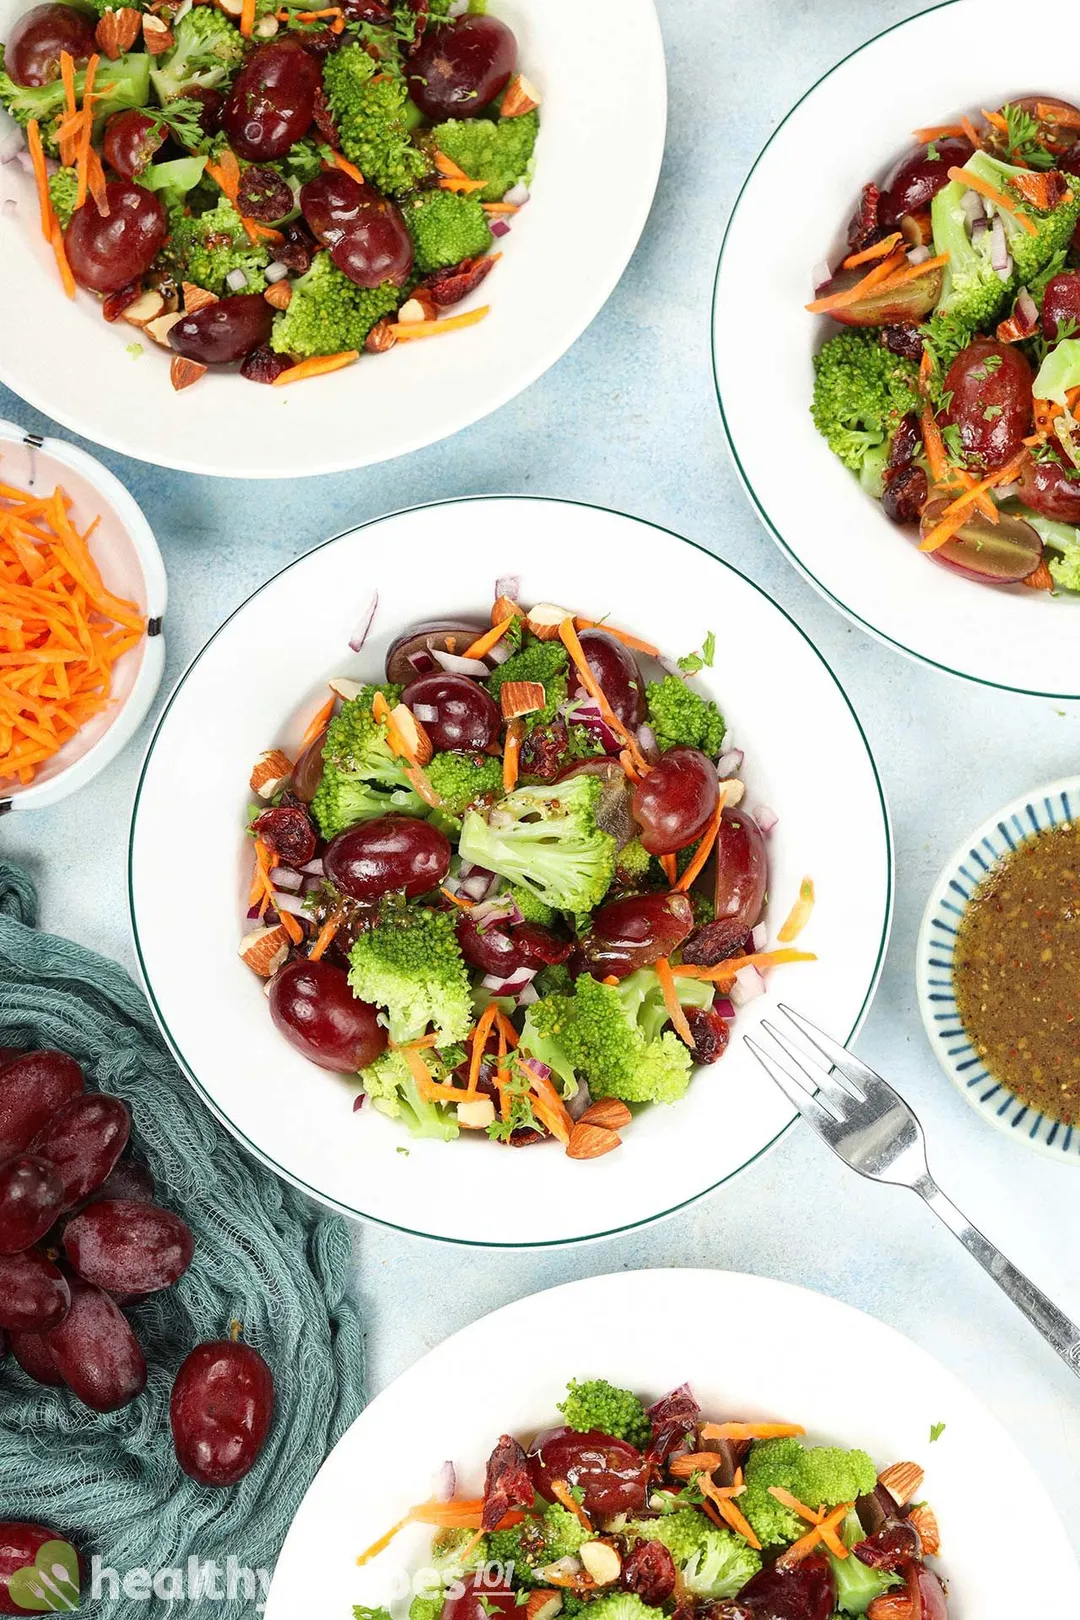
952 821 1080 1127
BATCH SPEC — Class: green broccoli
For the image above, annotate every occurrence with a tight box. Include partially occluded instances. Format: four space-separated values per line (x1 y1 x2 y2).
505 884 559 927
406 1600 441 1620
829 1550 902 1615
558 1377 650 1447
139 153 208 214
965 149 1080 287
487 638 569 723
811 329 922 476
162 199 270 295
349 903 473 1045
740 1438 877 1549
0 48 150 149
488 1501 588 1587
615 968 715 1043
623 1509 762 1600
310 683 423 839
578 1595 666 1620
149 9 246 104
425 751 504 816
1033 336 1080 403
458 775 616 915
521 972 694 1106
322 43 430 196
612 838 658 888
404 189 493 274
1020 510 1080 591
519 994 581 1096
355 1607 394 1620
48 167 78 230
270 252 402 357
430 110 538 203
645 675 725 756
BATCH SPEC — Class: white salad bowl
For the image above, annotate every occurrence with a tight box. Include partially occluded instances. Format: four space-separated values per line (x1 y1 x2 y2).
0 417 166 811
0 0 665 479
713 0 1080 698
128 497 892 1247
264 1268 1080 1617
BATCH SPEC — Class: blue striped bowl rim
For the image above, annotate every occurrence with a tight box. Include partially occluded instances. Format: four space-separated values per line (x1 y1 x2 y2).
916 777 1080 1163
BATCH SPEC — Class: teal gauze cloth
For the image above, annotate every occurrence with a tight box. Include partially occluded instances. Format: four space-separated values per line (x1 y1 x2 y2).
0 863 364 1617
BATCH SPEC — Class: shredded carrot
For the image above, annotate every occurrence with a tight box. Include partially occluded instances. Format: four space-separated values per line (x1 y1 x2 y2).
550 1479 592 1531
482 201 519 214
803 248 908 313
842 231 903 269
919 449 1029 550
253 836 304 942
295 5 340 15
85 143 109 217
702 1421 807 1442
59 51 77 166
618 747 643 784
49 217 77 299
778 1503 852 1567
656 956 694 1048
675 797 725 892
323 149 364 184
468 1002 500 1095
959 115 983 150
777 876 815 944
1038 101 1080 130
464 613 517 660
558 616 648 773
432 150 471 180
911 123 966 141
74 54 100 212
698 1470 762 1551
674 949 817 984
26 120 52 238
503 716 523 793
240 0 256 36
518 1056 572 1146
299 693 334 753
391 307 490 340
981 107 1008 135
206 149 284 244
571 617 660 656
272 350 359 383
948 164 1037 232
356 1501 524 1566
439 174 488 194
495 1010 519 1050
659 853 678 886
439 885 474 909
768 1487 826 1522
308 913 341 961
1022 558 1055 590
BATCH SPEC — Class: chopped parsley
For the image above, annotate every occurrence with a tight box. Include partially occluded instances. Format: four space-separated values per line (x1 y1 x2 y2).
929 1421 947 1443
677 629 716 675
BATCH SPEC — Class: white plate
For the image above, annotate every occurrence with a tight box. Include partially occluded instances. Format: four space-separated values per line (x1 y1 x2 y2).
0 0 665 479
265 1267 1080 1617
128 497 891 1247
712 0 1080 698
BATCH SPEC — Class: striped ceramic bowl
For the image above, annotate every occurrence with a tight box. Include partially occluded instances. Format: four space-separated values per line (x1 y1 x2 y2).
916 778 1080 1163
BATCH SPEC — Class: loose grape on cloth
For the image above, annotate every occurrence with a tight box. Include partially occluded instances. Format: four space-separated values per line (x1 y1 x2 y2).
0 862 364 1618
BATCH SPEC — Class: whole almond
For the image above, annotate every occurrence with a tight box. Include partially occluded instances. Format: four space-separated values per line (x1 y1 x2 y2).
878 1460 925 1508
906 1503 940 1557
142 13 173 53
183 281 218 314
264 281 293 311
365 318 397 354
578 1098 632 1132
95 6 141 58
249 747 293 798
567 1121 621 1160
170 355 207 392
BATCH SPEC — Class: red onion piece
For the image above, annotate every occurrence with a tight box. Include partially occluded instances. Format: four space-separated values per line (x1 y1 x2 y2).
270 866 304 892
564 697 621 754
566 1078 593 1121
990 215 1010 275
431 647 489 678
407 649 436 675
716 748 743 780
753 805 778 835
715 997 736 1020
490 219 511 238
906 245 930 265
471 894 524 927
481 965 536 994
348 590 378 654
273 890 308 917
519 1057 552 1087
750 922 768 952
487 640 513 666
637 722 659 762
658 656 688 681
300 857 325 877
731 963 766 1006
434 1460 457 1501
353 1093 366 1112
460 869 497 901
517 981 540 1008
246 903 262 921
961 189 984 230
495 575 521 601
503 182 529 207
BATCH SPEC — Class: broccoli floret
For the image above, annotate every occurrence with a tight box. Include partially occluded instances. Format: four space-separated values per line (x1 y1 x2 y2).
645 675 725 756
404 189 493 274
505 884 559 926
615 968 715 1044
355 1607 394 1620
488 1502 588 1587
270 251 402 357
310 683 423 838
519 993 581 1096
349 903 473 1045
521 973 693 1107
430 110 538 203
150 9 246 104
0 48 150 149
966 150 1080 287
425 751 504 816
811 329 922 476
406 1600 441 1620
139 153 208 214
163 199 269 295
612 838 658 888
558 1378 650 1447
430 1526 490 1572
829 1549 902 1616
740 1439 877 1549
322 43 430 196
487 639 569 723
579 1595 666 1620
48 166 78 229
623 1510 762 1600
1020 509 1080 591
459 775 616 915
360 1046 460 1138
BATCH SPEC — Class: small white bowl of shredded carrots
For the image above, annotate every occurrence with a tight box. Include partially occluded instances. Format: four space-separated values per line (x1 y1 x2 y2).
0 418 165 809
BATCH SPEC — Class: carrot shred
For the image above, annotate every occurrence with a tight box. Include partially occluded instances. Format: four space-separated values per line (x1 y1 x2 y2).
272 350 359 383
659 853 677 886
482 201 519 215
948 164 1037 232
698 1470 762 1551
655 957 694 1048
464 613 517 660
26 120 52 239
432 149 470 180
1038 101 1080 130
778 1503 852 1568
919 449 1029 550
702 1421 807 1441
675 798 725 892
842 231 902 269
495 1010 519 1050
674 949 817 984
1022 558 1055 590
468 1002 500 1096
959 115 983 150
503 716 523 793
777 876 815 944
803 248 908 313
323 149 364 184
571 617 660 657
440 885 474 909
74 54 100 212
299 693 335 754
59 51 77 167
558 616 648 773
911 123 966 141
355 1502 525 1566
439 174 488 194
768 1486 826 1522
981 108 1009 135
518 1056 572 1146
240 0 256 36
308 912 341 961
49 217 77 299
550 1479 592 1532
391 307 490 340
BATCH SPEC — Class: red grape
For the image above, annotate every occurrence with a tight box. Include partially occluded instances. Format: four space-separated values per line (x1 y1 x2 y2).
572 630 645 728
4 4 95 86
407 16 516 122
0 1250 70 1333
9 1330 63 1387
632 747 720 854
455 910 520 976
65 183 168 294
921 499 1042 584
221 40 321 161
400 673 501 751
168 295 274 366
0 1049 23 1068
292 727 329 802
442 1579 519 1620
44 1278 146 1411
1018 454 1080 523
943 338 1033 470
325 814 450 901
30 1093 130 1211
0 1524 81 1618
102 109 164 180
879 137 973 227
170 1338 275 1486
0 1050 83 1162
63 1198 194 1296
0 1156 65 1254
578 892 694 979
734 1554 834 1620
269 959 387 1071
1040 270 1080 339
89 1157 155 1206
681 806 768 964
384 620 487 684
529 1427 648 1518
330 201 414 290
300 170 373 245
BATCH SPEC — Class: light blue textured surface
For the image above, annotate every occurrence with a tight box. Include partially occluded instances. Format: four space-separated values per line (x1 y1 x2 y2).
3 0 1080 1559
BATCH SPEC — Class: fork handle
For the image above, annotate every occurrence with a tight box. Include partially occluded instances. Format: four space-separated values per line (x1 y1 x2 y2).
919 1178 1080 1378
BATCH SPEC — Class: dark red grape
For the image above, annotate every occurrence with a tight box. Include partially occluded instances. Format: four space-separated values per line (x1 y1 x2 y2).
183 86 224 141
292 727 329 801
221 40 321 161
331 201 414 290
4 4 95 86
9 1330 63 1386
171 1337 275 1486
269 959 387 1072
513 922 572 968
733 1554 834 1620
578 891 694 980
442 1578 519 1620
0 1048 24 1068
0 1156 65 1254
0 1051 83 1163
681 806 768 964
325 815 450 901
1018 454 1080 522
252 804 317 868
30 1093 130 1211
400 673 501 752
102 110 164 180
632 747 720 855
407 16 516 122
300 169 372 245
920 498 1043 584
384 620 487 684
88 1157 155 1206
911 1564 948 1620
168 295 274 366
65 183 168 294
456 910 520 976
943 338 1033 470
529 1427 648 1518
572 630 645 728
44 1278 146 1412
63 1198 194 1296
0 1250 70 1333
0 1524 81 1617
879 137 973 227
1040 270 1080 339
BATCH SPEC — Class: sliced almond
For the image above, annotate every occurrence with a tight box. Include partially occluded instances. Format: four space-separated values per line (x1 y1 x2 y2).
121 288 166 328
142 12 173 53
264 280 292 310
492 593 521 625
878 1460 925 1508
501 72 541 118
239 924 289 977
578 1542 620 1587
215 0 244 14
183 281 217 314
170 354 206 391
398 292 439 324
499 680 545 720
906 1503 940 1557
250 747 293 798
254 12 278 33
578 1097 632 1132
328 677 362 702
525 602 572 641
597 1513 627 1534
523 1594 563 1620
390 702 433 766
457 1097 496 1130
539 1558 588 1589
566 1121 621 1160
365 317 397 354
144 311 184 347
725 777 745 806
95 6 141 58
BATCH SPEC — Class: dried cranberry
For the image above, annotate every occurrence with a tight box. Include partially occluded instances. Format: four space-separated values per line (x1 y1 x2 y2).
681 921 751 969
236 165 293 223
645 1384 699 1466
880 323 927 361
519 719 571 782
312 85 340 147
679 1006 730 1066
406 0 429 53
300 27 344 58
622 1542 676 1607
274 219 317 274
887 411 922 469
735 1554 834 1620
101 281 141 322
482 1434 533 1531
881 463 928 525
252 805 317 867
852 1520 922 1572
425 252 497 308
241 346 294 384
847 181 881 252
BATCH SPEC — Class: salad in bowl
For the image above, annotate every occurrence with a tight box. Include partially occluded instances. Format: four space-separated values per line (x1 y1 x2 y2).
239 583 814 1158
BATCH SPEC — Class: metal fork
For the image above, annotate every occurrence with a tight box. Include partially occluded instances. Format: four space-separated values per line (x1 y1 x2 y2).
745 1005 1080 1380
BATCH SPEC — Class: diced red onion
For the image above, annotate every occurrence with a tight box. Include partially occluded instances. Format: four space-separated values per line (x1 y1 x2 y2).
226 267 248 292
472 894 523 928
731 963 767 1006
407 648 436 675
270 866 304 892
1 198 16 220
300 857 324 877
412 703 439 724
637 722 659 762
716 747 743 779
490 219 511 238
0 125 24 163
434 1460 457 1501
519 1057 552 1085
273 890 308 917
517 981 540 1007
1016 286 1039 331
348 590 378 654
990 216 1009 273
431 647 489 677
503 182 530 207
460 870 497 902
961 189 984 230
487 640 513 665
265 261 291 284
971 215 988 244
994 481 1020 502
811 260 831 295
566 1078 593 1121
301 873 325 897
458 860 475 878
246 903 262 921
751 922 768 953
753 805 778 835
906 245 930 265
564 697 621 754
353 1093 365 1112
495 575 521 602
482 965 537 994
715 997 736 1021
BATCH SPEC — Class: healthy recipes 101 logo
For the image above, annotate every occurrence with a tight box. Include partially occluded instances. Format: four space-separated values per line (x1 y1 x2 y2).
4 1542 276 1612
